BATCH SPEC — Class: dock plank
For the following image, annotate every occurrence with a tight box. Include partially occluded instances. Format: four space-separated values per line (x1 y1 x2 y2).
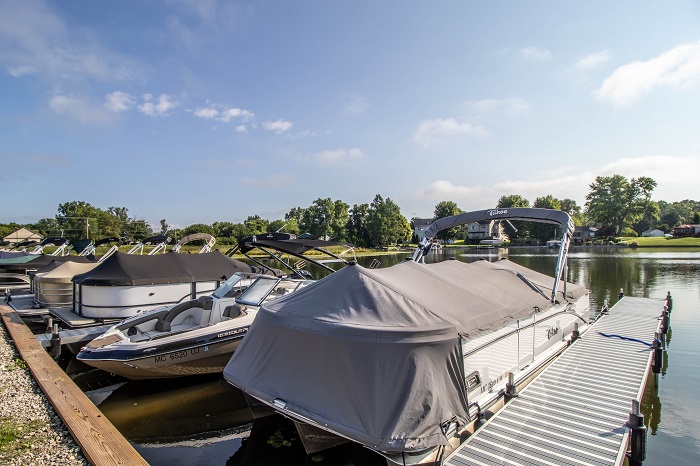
1 305 147 466
445 296 665 466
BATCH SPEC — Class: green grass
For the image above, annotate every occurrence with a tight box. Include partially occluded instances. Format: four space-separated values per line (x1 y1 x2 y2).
0 418 45 457
616 236 700 247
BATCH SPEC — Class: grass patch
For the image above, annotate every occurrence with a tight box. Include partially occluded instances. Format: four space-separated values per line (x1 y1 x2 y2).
0 418 45 456
616 236 700 247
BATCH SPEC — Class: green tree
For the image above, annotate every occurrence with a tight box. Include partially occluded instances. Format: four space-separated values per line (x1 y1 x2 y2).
243 215 269 237
433 201 463 242
531 195 562 241
497 194 531 239
28 219 58 237
267 218 300 235
346 203 371 247
181 223 215 237
585 175 657 236
56 201 104 239
122 219 153 242
302 198 336 239
159 219 169 235
366 195 412 247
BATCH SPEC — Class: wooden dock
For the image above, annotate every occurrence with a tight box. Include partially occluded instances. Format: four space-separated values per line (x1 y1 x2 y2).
444 296 666 466
1 304 148 466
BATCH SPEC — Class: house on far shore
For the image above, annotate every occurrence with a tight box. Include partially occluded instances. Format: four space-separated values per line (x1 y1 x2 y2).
572 226 597 243
2 227 43 244
672 224 700 237
642 229 664 237
412 218 434 243
468 220 504 241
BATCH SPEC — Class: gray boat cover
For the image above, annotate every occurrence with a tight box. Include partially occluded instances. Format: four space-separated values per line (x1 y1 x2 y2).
224 259 586 453
72 251 279 286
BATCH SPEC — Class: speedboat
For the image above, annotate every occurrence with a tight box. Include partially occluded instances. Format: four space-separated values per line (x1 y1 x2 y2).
76 272 313 379
223 208 591 464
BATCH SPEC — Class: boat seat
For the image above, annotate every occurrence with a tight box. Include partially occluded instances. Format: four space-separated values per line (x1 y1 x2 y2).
155 296 214 332
223 303 247 319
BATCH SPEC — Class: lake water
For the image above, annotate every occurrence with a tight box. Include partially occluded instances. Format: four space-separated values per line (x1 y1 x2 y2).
76 247 700 465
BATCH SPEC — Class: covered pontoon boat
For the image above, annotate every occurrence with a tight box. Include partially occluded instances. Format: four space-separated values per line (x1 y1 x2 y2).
223 208 590 464
68 251 274 321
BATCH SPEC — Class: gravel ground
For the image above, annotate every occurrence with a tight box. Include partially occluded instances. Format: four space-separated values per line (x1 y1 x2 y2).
0 318 89 466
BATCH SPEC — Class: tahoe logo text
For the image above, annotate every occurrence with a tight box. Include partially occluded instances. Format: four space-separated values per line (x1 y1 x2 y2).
488 209 508 216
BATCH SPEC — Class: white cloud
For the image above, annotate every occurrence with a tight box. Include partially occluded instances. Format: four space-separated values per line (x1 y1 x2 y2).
415 154 700 210
49 94 116 125
414 118 487 147
138 94 178 116
0 0 143 82
263 119 294 134
235 125 248 133
194 107 219 119
314 148 364 166
573 50 612 70
466 98 532 117
594 40 700 106
519 46 552 61
343 95 370 115
104 91 136 112
193 103 255 123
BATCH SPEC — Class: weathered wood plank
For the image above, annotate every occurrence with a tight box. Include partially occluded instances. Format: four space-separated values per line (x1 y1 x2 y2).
1 305 148 466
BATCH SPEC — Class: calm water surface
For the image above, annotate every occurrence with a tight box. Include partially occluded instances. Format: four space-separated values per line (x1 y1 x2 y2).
76 247 700 465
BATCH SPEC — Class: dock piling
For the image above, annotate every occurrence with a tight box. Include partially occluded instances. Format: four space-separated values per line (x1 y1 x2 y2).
50 323 61 359
505 372 517 400
570 322 580 344
627 399 647 466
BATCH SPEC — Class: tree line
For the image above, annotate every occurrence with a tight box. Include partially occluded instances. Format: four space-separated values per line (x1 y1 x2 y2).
2 175 698 248
0 195 414 249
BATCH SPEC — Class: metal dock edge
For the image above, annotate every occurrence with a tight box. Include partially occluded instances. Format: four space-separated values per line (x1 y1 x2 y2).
445 296 665 466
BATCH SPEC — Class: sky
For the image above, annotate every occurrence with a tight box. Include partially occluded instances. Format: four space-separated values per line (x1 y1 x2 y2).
2 0 700 229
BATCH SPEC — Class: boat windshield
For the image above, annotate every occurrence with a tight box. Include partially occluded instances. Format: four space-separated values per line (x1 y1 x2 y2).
212 274 248 299
237 276 281 306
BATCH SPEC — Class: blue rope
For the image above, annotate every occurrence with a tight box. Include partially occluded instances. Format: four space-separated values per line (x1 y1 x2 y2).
597 332 653 347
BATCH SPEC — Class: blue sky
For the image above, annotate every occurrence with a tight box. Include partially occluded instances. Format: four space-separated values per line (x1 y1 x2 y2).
2 1 700 229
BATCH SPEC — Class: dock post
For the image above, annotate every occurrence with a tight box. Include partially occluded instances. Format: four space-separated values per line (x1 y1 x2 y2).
50 323 61 359
627 399 647 465
666 291 673 313
505 372 517 401
661 307 669 335
652 334 662 387
570 322 580 344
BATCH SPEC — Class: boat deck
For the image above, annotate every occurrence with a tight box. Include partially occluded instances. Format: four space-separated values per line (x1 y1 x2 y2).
445 296 665 466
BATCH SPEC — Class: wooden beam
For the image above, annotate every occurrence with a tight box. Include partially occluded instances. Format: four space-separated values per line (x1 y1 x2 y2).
1 305 148 466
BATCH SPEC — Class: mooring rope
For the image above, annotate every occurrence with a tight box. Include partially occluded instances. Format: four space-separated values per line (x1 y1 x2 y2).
597 331 653 347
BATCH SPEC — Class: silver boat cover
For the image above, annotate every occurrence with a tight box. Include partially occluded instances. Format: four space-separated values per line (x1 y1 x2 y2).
224 259 586 452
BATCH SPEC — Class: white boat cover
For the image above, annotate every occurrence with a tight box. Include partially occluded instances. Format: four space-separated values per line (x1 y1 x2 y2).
35 261 100 284
224 259 586 452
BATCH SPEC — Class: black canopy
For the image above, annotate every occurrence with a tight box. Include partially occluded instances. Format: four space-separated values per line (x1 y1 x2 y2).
72 251 279 286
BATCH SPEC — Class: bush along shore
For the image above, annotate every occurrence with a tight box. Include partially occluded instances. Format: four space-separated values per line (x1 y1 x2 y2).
0 321 88 466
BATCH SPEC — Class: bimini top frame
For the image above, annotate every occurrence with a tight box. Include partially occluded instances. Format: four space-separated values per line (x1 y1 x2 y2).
227 233 355 280
171 233 216 254
412 207 575 303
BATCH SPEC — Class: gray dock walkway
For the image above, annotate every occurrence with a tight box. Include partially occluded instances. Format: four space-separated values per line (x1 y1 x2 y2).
445 296 665 466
